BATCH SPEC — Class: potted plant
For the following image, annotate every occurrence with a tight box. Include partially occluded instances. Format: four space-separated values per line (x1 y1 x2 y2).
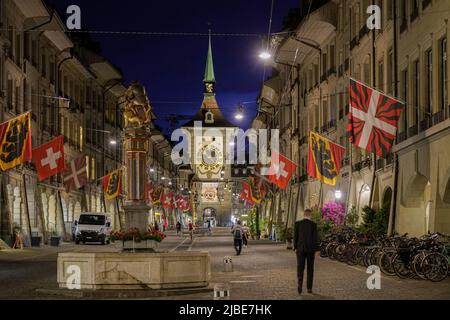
31 230 42 247
50 231 61 247
280 227 294 250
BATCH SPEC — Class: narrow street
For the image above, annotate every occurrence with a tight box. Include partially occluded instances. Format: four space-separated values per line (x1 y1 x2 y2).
0 228 449 300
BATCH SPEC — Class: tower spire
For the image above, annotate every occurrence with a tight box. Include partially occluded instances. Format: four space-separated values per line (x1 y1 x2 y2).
203 30 216 94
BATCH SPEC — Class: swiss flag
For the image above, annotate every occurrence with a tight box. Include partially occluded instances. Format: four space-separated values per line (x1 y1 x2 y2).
240 181 254 203
162 192 175 209
33 136 65 181
267 151 297 190
175 195 191 211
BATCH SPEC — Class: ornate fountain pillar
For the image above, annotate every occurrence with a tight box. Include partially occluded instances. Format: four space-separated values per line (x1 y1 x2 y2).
122 82 152 231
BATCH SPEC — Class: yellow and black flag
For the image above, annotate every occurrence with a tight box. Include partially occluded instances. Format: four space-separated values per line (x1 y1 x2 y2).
0 112 32 171
307 132 346 186
101 169 123 200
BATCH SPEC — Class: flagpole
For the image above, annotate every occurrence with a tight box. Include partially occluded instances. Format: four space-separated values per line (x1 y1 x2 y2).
369 9 378 210
115 197 123 230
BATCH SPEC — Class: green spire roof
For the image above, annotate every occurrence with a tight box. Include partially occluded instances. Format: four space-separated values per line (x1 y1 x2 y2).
203 32 216 83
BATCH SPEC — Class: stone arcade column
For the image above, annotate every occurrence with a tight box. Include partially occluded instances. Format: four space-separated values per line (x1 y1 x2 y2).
123 128 151 231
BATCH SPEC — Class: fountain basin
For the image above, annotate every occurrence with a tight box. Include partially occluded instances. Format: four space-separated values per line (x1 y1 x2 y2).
57 251 211 290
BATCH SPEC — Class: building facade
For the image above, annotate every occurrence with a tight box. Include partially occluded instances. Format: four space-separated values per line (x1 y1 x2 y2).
0 0 175 244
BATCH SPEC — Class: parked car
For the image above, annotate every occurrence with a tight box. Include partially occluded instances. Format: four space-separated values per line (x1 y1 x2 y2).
74 213 112 245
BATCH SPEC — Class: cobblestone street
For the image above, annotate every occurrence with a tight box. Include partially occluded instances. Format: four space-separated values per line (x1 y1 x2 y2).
0 228 449 300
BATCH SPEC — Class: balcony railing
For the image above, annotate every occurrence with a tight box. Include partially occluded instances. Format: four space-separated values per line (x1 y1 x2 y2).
411 7 419 22
299 136 307 145
342 157 350 167
400 19 408 33
338 64 344 77
419 117 431 132
327 67 336 78
299 174 308 183
350 36 359 50
352 158 372 172
359 25 369 40
432 110 446 126
397 131 407 143
408 124 418 137
422 0 432 10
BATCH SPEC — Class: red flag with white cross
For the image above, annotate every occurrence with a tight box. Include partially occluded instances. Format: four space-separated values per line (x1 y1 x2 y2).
62 154 88 193
162 192 175 209
33 136 65 181
347 78 404 158
267 151 297 190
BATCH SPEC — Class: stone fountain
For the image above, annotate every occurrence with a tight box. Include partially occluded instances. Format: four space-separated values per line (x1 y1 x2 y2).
56 83 210 291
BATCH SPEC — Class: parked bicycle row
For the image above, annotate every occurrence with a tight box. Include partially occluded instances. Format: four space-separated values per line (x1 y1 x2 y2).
320 227 450 282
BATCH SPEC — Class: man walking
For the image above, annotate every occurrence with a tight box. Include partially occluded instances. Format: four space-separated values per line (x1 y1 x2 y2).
231 220 244 255
294 209 320 294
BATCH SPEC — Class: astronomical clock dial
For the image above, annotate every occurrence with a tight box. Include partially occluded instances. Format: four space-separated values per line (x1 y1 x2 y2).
196 143 223 178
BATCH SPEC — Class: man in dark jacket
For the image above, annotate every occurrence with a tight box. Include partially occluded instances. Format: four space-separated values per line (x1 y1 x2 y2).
294 209 320 294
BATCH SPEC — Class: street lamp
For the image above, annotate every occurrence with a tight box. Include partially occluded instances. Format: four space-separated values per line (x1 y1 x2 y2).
234 105 245 120
109 139 117 146
259 51 272 60
335 190 342 200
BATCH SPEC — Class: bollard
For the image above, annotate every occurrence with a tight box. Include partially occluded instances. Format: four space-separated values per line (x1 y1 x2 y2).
214 283 230 300
223 257 233 272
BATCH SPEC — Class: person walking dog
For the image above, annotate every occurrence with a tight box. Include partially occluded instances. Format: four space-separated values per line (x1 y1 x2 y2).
294 209 320 294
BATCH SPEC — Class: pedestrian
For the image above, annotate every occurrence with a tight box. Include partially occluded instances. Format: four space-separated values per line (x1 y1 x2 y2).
176 221 182 236
207 219 211 235
231 220 244 255
188 220 194 241
293 209 320 295
13 229 24 250
242 223 250 247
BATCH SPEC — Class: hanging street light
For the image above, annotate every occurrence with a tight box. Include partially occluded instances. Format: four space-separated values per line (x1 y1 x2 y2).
259 51 272 60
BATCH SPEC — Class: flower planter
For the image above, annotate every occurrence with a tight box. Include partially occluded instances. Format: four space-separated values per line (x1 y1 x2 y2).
50 236 61 247
31 236 42 247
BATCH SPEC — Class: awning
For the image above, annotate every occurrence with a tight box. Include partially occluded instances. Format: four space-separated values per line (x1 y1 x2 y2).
259 74 281 110
90 62 122 84
43 31 73 52
275 3 336 66
13 0 48 18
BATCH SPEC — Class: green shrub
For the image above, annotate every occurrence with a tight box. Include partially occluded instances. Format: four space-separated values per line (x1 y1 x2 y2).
345 205 359 228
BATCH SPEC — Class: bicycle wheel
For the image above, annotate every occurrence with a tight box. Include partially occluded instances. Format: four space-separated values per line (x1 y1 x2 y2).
320 242 328 258
326 243 336 259
378 251 396 276
422 253 449 282
355 247 365 266
345 245 359 266
335 244 346 262
411 252 428 280
370 248 382 266
392 253 414 279
362 248 373 267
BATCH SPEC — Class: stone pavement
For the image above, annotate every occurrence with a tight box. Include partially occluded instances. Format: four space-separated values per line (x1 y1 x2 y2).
0 228 449 300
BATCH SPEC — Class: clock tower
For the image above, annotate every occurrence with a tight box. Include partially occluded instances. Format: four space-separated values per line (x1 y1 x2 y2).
182 33 236 225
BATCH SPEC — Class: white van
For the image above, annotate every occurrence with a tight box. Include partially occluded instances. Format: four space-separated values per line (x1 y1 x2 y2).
74 213 112 245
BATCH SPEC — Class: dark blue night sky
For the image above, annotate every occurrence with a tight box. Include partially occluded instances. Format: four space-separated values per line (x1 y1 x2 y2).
50 0 300 134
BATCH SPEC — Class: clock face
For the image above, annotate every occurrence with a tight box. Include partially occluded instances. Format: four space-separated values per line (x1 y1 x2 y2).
197 144 223 176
